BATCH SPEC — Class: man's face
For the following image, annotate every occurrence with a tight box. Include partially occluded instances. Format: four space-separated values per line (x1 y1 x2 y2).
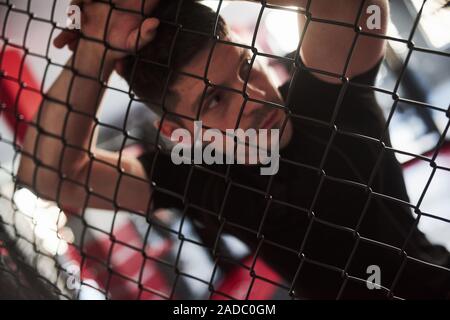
160 32 293 149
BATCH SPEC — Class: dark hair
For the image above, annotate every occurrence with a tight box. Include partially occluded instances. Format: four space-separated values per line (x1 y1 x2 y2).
122 0 228 117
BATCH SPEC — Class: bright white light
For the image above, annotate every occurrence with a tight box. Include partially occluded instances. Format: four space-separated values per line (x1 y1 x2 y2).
79 280 107 300
201 1 229 11
388 22 408 55
265 10 300 54
410 0 450 48
13 188 70 256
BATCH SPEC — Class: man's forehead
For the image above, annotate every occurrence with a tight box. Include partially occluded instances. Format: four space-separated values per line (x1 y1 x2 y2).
175 37 244 83
173 35 245 92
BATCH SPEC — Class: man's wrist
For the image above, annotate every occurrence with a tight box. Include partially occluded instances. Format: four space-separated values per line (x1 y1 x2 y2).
73 39 115 80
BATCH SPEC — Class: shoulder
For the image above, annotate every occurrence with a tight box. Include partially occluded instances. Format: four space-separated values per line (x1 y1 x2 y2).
279 58 387 156
280 56 383 120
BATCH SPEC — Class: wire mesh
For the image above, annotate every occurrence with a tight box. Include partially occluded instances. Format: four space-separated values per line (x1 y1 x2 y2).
0 0 449 300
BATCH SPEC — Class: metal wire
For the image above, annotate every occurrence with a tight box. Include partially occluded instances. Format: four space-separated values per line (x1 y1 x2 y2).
0 0 449 300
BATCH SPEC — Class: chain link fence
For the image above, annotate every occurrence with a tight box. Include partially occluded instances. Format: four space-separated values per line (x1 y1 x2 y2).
0 0 449 300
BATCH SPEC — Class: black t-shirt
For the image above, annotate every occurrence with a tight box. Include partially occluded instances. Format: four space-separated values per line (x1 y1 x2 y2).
139 60 450 299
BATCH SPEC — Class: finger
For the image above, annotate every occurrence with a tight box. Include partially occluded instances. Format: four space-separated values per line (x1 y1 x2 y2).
68 38 79 52
128 18 160 50
141 17 160 34
54 30 79 48
139 18 160 47
126 18 160 51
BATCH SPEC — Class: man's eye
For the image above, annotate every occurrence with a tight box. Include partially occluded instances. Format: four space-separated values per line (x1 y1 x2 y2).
207 94 221 110
240 59 252 80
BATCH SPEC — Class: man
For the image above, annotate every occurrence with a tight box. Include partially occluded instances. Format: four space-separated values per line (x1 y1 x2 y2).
17 0 449 299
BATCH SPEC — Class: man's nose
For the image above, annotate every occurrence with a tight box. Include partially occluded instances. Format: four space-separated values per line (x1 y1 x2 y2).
242 83 267 116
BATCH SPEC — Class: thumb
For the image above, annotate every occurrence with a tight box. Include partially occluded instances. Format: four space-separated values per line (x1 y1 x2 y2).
127 18 160 52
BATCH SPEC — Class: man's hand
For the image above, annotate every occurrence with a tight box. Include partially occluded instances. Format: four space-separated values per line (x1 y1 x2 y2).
54 0 160 62
248 0 389 83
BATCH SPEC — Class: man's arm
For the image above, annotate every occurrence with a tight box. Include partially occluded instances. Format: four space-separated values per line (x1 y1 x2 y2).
264 0 389 83
17 49 150 213
17 0 159 214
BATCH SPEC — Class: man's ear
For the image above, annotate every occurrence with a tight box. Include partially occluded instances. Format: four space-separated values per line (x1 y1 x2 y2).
153 119 180 139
